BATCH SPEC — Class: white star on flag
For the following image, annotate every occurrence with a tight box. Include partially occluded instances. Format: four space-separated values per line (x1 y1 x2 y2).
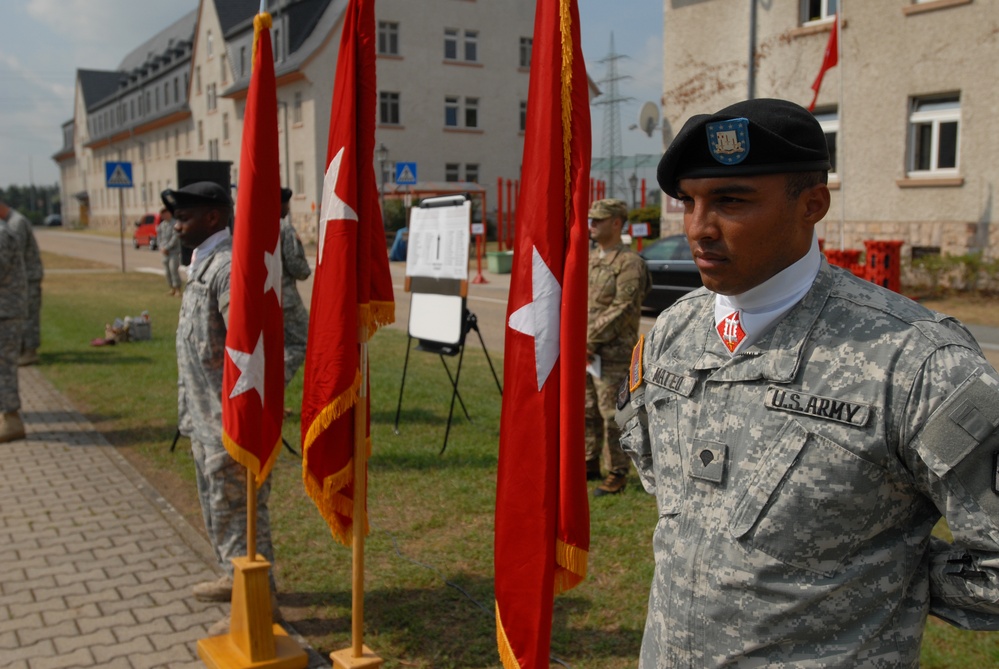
226 333 266 404
508 245 561 391
264 237 282 306
317 146 358 266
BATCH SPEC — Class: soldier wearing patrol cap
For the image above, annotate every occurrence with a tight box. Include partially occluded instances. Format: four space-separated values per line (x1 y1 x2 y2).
164 181 276 635
586 197 650 497
278 188 311 388
617 98 999 667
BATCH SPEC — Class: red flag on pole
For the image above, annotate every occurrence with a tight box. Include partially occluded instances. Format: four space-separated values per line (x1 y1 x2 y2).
301 0 394 545
494 0 591 666
222 12 284 485
808 15 839 112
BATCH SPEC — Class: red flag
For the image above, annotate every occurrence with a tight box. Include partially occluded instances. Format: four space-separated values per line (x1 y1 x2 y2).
808 15 839 112
222 12 284 484
494 0 591 666
301 0 394 546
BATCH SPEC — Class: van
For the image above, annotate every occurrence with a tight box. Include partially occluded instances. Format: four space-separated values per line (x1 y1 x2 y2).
132 213 162 250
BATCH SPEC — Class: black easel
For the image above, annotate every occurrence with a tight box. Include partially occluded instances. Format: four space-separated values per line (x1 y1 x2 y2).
393 308 502 454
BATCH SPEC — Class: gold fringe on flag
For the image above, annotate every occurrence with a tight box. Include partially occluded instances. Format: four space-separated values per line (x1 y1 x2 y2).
495 603 518 669
554 538 588 595
559 0 575 238
222 431 282 486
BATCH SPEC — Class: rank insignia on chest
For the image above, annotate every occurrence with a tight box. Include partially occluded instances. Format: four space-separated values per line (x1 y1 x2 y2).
690 440 726 484
629 335 644 392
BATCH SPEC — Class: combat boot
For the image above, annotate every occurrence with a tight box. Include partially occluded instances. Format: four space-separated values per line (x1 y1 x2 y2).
192 574 233 602
0 412 25 443
18 349 39 366
593 471 627 497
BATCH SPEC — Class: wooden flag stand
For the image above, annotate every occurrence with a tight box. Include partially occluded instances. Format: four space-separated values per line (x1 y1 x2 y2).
198 477 308 669
330 336 383 669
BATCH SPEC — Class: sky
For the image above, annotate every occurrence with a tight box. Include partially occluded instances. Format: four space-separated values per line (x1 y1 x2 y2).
0 0 663 188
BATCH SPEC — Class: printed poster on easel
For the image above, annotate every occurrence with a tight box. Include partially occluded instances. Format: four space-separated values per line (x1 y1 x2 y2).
405 198 471 280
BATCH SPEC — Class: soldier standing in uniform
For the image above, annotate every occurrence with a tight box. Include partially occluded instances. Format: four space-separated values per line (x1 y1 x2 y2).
0 215 26 443
586 198 650 497
164 182 276 635
157 206 182 296
0 200 43 366
279 188 310 388
618 98 999 667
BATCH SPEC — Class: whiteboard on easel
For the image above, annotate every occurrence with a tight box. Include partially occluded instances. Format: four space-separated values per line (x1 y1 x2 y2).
405 197 471 280
408 293 464 345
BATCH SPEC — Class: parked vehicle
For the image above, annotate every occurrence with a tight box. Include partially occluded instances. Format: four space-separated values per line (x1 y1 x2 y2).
132 213 161 250
639 234 703 314
42 214 62 227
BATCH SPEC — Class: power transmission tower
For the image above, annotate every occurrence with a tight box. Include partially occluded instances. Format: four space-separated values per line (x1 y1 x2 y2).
594 33 633 202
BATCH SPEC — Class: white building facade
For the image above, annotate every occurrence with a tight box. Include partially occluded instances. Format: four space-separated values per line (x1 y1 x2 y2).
660 0 998 257
54 0 536 243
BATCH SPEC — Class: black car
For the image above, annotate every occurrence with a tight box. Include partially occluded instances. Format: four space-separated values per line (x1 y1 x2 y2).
639 234 703 314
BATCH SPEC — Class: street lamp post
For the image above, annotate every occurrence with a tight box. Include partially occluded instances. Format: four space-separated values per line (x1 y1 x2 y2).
628 173 638 209
376 143 389 229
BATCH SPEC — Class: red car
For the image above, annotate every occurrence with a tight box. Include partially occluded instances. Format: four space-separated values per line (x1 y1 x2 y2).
132 213 162 250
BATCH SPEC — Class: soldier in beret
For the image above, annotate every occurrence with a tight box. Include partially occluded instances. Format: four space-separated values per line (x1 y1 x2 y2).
586 198 651 496
278 188 310 388
617 98 999 666
164 182 275 635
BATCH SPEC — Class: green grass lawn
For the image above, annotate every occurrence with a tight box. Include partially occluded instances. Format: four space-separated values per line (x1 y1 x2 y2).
34 254 999 668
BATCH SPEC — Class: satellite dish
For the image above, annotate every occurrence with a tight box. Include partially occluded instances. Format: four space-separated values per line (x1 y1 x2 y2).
638 102 660 138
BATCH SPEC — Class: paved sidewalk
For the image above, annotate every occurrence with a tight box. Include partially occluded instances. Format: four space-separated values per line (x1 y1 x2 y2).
0 367 325 669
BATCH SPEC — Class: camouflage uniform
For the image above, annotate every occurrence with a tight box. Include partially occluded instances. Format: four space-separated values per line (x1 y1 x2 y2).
586 242 650 475
280 218 311 387
4 208 42 354
618 261 999 667
158 219 182 290
176 233 274 575
0 220 26 413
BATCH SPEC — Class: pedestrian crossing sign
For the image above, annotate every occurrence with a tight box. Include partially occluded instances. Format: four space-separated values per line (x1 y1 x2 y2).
395 162 417 185
105 162 134 188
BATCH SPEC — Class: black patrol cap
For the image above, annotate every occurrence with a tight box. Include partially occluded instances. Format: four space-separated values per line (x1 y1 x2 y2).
657 98 831 198
280 188 293 203
161 181 232 214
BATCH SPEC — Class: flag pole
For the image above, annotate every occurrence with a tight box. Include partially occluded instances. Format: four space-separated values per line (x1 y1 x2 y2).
247 473 257 561
352 332 368 657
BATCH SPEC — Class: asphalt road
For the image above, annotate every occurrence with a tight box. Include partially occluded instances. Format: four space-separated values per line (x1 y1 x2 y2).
33 226 999 368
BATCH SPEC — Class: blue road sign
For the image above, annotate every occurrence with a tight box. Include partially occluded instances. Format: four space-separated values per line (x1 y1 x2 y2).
105 162 134 188
395 162 417 185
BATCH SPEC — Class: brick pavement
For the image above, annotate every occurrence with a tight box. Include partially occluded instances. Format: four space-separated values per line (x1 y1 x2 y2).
0 367 326 669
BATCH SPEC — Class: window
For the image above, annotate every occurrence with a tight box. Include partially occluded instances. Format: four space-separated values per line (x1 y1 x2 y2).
207 30 214 58
174 77 179 103
801 0 837 24
155 87 160 111
274 29 280 61
464 97 479 128
209 139 219 161
445 163 460 182
294 161 305 195
240 46 247 78
465 164 479 183
207 84 217 112
223 113 230 142
292 92 303 124
519 100 527 132
445 96 459 126
198 121 204 147
464 31 478 62
444 28 459 60
195 66 202 94
221 53 228 83
379 91 400 125
812 109 838 175
174 129 180 154
378 21 399 55
519 37 532 68
908 95 960 174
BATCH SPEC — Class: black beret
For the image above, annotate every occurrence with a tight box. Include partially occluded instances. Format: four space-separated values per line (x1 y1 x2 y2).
281 188 293 203
657 98 831 198
161 181 232 213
